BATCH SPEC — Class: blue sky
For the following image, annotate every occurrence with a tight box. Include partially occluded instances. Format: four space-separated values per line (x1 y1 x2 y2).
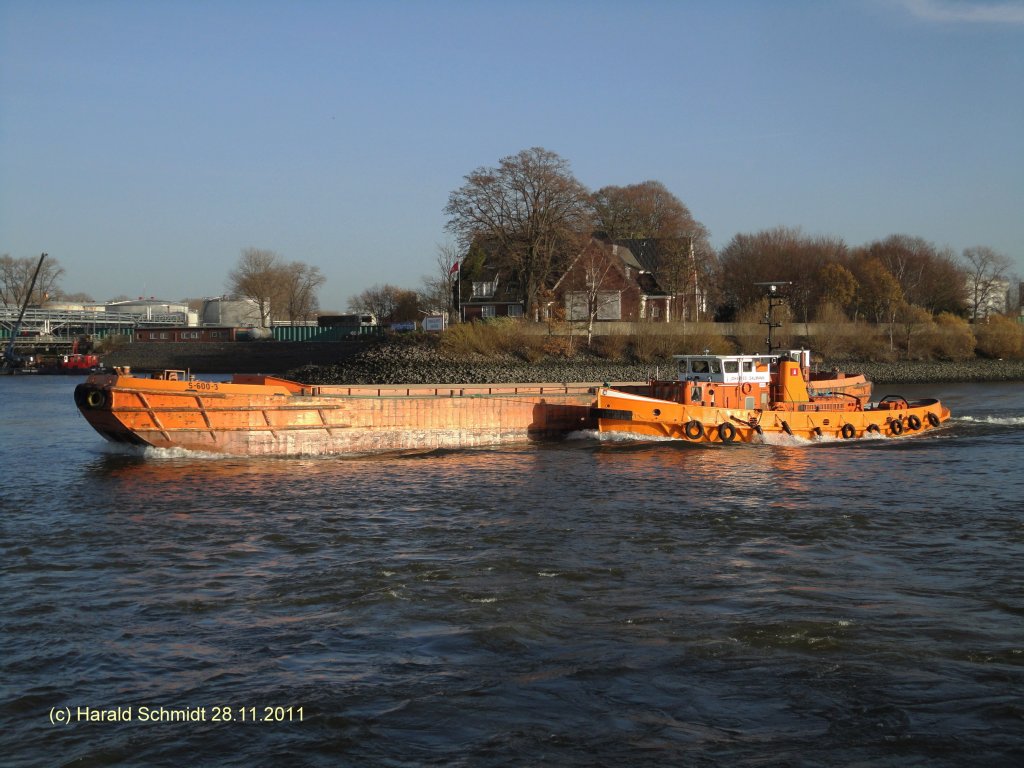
2 0 1022 312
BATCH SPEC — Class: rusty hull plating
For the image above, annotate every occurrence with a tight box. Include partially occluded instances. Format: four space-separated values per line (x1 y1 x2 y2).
74 369 600 456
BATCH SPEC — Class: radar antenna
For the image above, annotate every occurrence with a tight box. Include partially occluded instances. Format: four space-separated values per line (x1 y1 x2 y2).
753 281 792 354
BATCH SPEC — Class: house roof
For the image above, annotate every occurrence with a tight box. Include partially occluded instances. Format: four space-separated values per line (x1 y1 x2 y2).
552 236 670 298
611 243 643 271
637 271 670 297
614 239 658 272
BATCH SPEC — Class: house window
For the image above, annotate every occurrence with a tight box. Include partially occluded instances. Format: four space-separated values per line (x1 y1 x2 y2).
507 304 523 318
472 281 496 298
481 305 496 318
596 292 621 320
651 304 660 319
566 292 621 321
566 293 587 321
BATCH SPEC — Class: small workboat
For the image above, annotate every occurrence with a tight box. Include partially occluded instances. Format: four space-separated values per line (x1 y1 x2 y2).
35 350 103 374
594 349 950 444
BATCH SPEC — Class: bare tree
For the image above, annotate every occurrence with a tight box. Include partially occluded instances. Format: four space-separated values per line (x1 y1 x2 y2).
228 248 281 326
227 250 323 325
894 302 934 359
228 248 325 326
816 262 858 317
444 147 592 318
961 246 1013 321
851 256 904 324
349 284 408 324
1 253 65 306
592 180 703 240
279 262 325 323
391 289 421 323
855 235 965 315
717 227 846 321
59 291 95 303
559 240 620 347
419 242 461 320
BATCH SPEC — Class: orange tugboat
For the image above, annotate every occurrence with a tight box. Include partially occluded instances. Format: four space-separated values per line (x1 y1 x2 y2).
594 282 949 444
593 349 949 444
74 368 599 455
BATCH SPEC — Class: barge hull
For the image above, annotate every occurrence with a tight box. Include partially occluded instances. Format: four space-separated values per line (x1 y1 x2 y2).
75 373 602 456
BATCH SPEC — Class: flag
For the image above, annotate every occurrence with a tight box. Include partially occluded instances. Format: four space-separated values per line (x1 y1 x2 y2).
449 261 460 277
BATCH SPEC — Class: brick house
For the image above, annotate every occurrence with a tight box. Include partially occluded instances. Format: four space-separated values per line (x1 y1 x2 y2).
547 236 672 323
615 237 708 321
457 262 526 321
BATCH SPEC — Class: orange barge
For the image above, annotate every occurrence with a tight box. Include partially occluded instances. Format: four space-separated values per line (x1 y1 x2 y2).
74 369 599 455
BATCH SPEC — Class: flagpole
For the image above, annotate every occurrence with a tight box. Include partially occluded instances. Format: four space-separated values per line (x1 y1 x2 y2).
451 261 460 324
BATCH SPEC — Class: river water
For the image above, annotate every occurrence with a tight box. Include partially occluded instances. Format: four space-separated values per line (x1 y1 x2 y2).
1 375 1022 767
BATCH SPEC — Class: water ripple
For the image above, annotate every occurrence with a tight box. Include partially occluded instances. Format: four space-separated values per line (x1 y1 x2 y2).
1 378 1023 766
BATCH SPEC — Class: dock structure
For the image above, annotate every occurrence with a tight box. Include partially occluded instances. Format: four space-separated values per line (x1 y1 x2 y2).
0 306 185 351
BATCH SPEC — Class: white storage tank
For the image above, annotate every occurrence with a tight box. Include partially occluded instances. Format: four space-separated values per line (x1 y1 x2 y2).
105 298 189 318
200 297 262 327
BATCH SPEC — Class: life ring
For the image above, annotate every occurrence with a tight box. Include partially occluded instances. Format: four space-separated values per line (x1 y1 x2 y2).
867 423 880 433
781 420 792 435
841 423 856 439
889 418 903 435
684 420 704 440
718 422 736 443
927 412 940 427
907 414 922 431
741 382 752 395
86 389 106 409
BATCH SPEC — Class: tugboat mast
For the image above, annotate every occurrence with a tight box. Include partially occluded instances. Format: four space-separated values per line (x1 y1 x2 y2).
753 281 792 354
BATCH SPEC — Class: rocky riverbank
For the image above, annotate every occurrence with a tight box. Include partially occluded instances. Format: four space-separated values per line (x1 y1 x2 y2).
847 359 1024 385
286 341 1024 386
100 337 1024 384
